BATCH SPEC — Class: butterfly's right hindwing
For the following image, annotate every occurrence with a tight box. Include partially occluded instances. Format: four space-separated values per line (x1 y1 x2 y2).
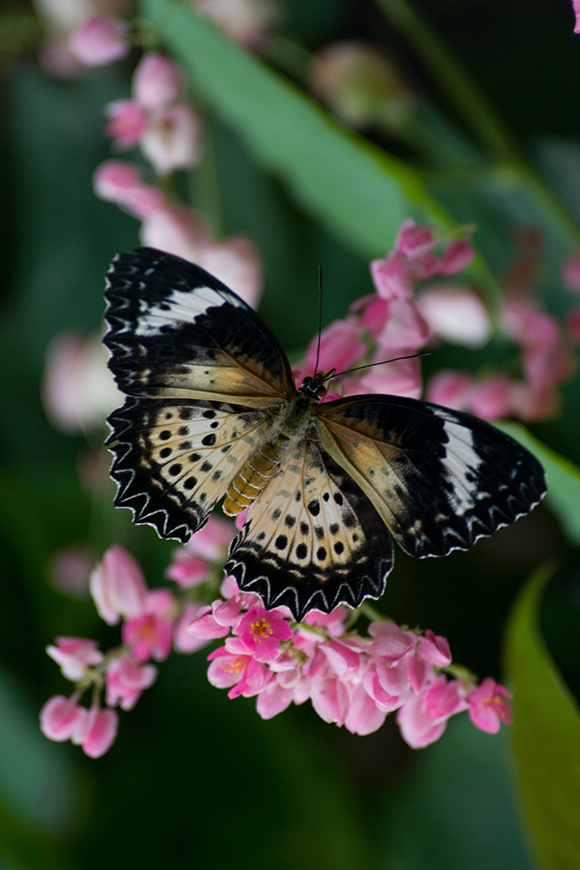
104 247 295 406
107 397 274 543
226 437 393 620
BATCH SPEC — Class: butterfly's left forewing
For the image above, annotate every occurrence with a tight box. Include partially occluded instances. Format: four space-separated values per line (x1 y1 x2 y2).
226 436 392 619
315 394 546 558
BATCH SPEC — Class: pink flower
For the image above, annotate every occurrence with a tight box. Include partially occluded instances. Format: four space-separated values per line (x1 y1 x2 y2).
417 630 452 667
122 589 176 662
73 705 119 758
466 678 513 734
422 679 468 719
46 637 104 681
186 515 235 561
469 375 515 421
132 53 184 108
93 160 167 219
344 680 388 735
105 101 150 148
440 237 476 274
355 354 423 400
370 252 414 300
68 16 129 67
174 604 211 653
196 236 263 309
396 219 438 260
572 0 580 34
235 605 293 662
105 652 158 710
417 285 490 348
396 685 450 748
139 104 203 175
90 545 148 626
426 370 472 410
301 317 367 377
368 621 412 660
139 203 207 260
186 605 232 639
40 696 119 757
42 331 122 434
40 695 84 741
256 681 294 719
309 673 349 726
207 643 271 698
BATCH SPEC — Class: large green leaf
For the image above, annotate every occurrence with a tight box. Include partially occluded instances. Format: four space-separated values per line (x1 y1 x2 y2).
139 0 444 255
506 566 580 870
497 423 580 546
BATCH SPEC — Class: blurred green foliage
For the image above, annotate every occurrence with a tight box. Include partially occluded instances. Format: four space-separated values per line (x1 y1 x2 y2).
1 0 580 868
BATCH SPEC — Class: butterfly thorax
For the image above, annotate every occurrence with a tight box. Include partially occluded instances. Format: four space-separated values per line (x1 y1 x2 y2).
298 372 332 401
223 395 318 517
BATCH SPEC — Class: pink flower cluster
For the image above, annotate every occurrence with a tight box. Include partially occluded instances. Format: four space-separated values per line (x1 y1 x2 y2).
40 545 201 757
295 220 475 400
190 582 511 743
428 234 577 422
105 53 203 177
41 526 512 757
93 159 262 306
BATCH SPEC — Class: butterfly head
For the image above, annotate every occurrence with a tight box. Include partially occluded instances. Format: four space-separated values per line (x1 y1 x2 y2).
298 370 335 402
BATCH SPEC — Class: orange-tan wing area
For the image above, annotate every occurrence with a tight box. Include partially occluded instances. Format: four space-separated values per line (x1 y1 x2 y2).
104 247 295 407
107 397 276 543
314 394 546 559
226 436 392 620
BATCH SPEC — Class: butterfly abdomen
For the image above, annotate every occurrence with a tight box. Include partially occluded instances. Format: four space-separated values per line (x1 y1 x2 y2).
223 396 314 516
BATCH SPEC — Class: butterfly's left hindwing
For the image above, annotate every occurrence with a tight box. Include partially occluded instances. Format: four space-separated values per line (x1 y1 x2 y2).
226 438 393 620
107 397 274 542
315 394 546 558
104 247 296 406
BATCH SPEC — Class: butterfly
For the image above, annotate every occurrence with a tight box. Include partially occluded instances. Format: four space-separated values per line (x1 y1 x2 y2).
104 247 546 621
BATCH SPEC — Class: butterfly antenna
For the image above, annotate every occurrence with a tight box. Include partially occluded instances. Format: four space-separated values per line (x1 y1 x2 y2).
326 352 431 382
314 265 323 375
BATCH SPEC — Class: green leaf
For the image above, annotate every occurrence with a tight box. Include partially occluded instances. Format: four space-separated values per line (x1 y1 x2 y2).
139 0 444 255
497 422 580 546
506 566 580 870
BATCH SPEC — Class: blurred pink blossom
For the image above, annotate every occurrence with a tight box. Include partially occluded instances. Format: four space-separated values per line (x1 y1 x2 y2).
90 545 148 626
132 53 184 107
68 15 129 66
417 285 491 348
46 637 104 681
106 652 158 710
122 589 176 662
572 0 580 33
42 331 123 434
93 160 167 218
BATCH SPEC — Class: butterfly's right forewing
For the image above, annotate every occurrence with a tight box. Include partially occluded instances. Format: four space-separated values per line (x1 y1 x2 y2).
104 247 296 406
